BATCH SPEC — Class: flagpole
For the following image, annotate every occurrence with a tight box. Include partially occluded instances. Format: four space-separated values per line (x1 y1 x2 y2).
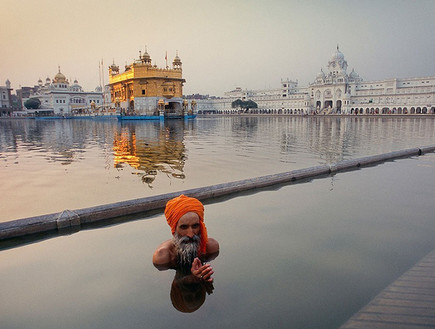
101 59 105 109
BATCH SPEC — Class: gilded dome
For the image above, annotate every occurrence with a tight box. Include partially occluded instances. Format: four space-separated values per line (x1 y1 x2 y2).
54 67 67 83
143 50 151 60
141 47 152 65
173 51 182 67
55 72 65 80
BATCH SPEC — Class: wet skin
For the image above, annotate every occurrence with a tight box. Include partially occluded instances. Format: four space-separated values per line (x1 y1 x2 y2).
153 212 219 282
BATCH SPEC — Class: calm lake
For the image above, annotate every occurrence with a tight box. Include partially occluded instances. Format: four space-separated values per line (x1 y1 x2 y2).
0 116 435 328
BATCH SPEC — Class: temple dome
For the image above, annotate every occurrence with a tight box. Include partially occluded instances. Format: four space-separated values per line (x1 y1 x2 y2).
172 51 182 69
142 51 151 60
141 48 152 65
55 72 66 81
331 46 345 62
71 79 81 90
54 67 67 83
349 69 360 79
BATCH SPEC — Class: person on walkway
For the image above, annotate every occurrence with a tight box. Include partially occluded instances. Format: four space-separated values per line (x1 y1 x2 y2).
153 194 219 282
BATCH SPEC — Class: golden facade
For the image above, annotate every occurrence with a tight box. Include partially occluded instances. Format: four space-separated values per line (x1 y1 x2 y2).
113 121 187 187
109 50 185 115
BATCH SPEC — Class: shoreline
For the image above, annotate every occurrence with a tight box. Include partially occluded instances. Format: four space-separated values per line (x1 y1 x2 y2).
2 113 435 120
199 113 435 118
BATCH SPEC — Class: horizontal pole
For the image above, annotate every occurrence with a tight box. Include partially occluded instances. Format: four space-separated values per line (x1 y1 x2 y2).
1 145 434 241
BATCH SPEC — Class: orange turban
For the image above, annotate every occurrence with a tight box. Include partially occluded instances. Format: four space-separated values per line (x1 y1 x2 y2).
164 194 208 255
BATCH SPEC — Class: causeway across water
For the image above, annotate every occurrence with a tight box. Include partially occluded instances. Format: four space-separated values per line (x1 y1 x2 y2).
340 249 435 328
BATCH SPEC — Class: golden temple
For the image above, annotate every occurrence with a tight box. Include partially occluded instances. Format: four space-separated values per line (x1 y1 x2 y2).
109 49 189 117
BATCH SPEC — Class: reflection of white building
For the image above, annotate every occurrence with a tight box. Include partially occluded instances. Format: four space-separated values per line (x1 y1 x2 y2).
0 79 13 116
205 46 435 115
23 67 104 115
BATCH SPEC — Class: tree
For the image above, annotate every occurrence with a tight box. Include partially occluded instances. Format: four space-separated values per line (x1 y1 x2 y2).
245 100 258 110
231 99 258 112
231 99 243 109
24 98 41 109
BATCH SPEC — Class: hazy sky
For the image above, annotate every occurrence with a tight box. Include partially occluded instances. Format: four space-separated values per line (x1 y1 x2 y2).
1 0 434 96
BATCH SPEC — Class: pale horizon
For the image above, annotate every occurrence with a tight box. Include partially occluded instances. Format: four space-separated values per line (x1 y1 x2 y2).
1 0 434 96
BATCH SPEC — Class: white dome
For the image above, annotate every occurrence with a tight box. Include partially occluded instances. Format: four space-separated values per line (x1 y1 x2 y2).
349 69 360 79
331 49 344 62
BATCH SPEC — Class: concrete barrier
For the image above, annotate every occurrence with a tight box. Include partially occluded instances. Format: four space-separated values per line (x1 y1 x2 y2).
1 145 434 241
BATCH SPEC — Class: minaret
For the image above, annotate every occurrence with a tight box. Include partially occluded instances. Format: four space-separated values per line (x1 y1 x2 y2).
142 46 152 66
172 51 182 70
109 59 119 75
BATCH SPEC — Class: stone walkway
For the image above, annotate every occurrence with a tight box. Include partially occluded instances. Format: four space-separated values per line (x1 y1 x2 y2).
340 250 435 328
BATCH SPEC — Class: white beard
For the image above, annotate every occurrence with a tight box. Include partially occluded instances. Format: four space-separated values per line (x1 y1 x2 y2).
173 233 200 269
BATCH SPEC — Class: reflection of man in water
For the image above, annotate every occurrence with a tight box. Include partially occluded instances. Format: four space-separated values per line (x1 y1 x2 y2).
153 194 219 281
170 269 214 313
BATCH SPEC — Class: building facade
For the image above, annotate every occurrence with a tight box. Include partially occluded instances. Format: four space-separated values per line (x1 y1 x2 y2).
204 46 435 115
0 79 13 116
108 49 188 116
23 67 104 115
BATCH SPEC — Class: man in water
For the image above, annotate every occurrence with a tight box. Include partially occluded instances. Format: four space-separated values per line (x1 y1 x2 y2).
153 194 219 282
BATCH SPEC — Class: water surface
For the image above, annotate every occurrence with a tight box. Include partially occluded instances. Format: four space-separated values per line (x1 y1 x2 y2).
0 116 435 328
1 116 434 221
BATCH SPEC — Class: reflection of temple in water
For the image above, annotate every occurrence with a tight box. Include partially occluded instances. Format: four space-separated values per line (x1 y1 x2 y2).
113 121 187 186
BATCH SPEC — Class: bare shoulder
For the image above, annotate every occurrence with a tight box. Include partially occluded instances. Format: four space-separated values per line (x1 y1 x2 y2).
206 237 220 257
152 239 176 270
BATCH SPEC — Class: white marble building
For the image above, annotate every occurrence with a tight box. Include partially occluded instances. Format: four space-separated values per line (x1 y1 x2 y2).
0 79 13 116
23 67 104 115
203 47 435 115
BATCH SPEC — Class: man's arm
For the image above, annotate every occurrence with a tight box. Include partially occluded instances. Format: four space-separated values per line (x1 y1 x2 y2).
205 238 220 261
152 240 174 270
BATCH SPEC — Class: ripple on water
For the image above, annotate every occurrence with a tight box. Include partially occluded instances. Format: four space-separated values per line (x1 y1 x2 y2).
0 116 435 221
